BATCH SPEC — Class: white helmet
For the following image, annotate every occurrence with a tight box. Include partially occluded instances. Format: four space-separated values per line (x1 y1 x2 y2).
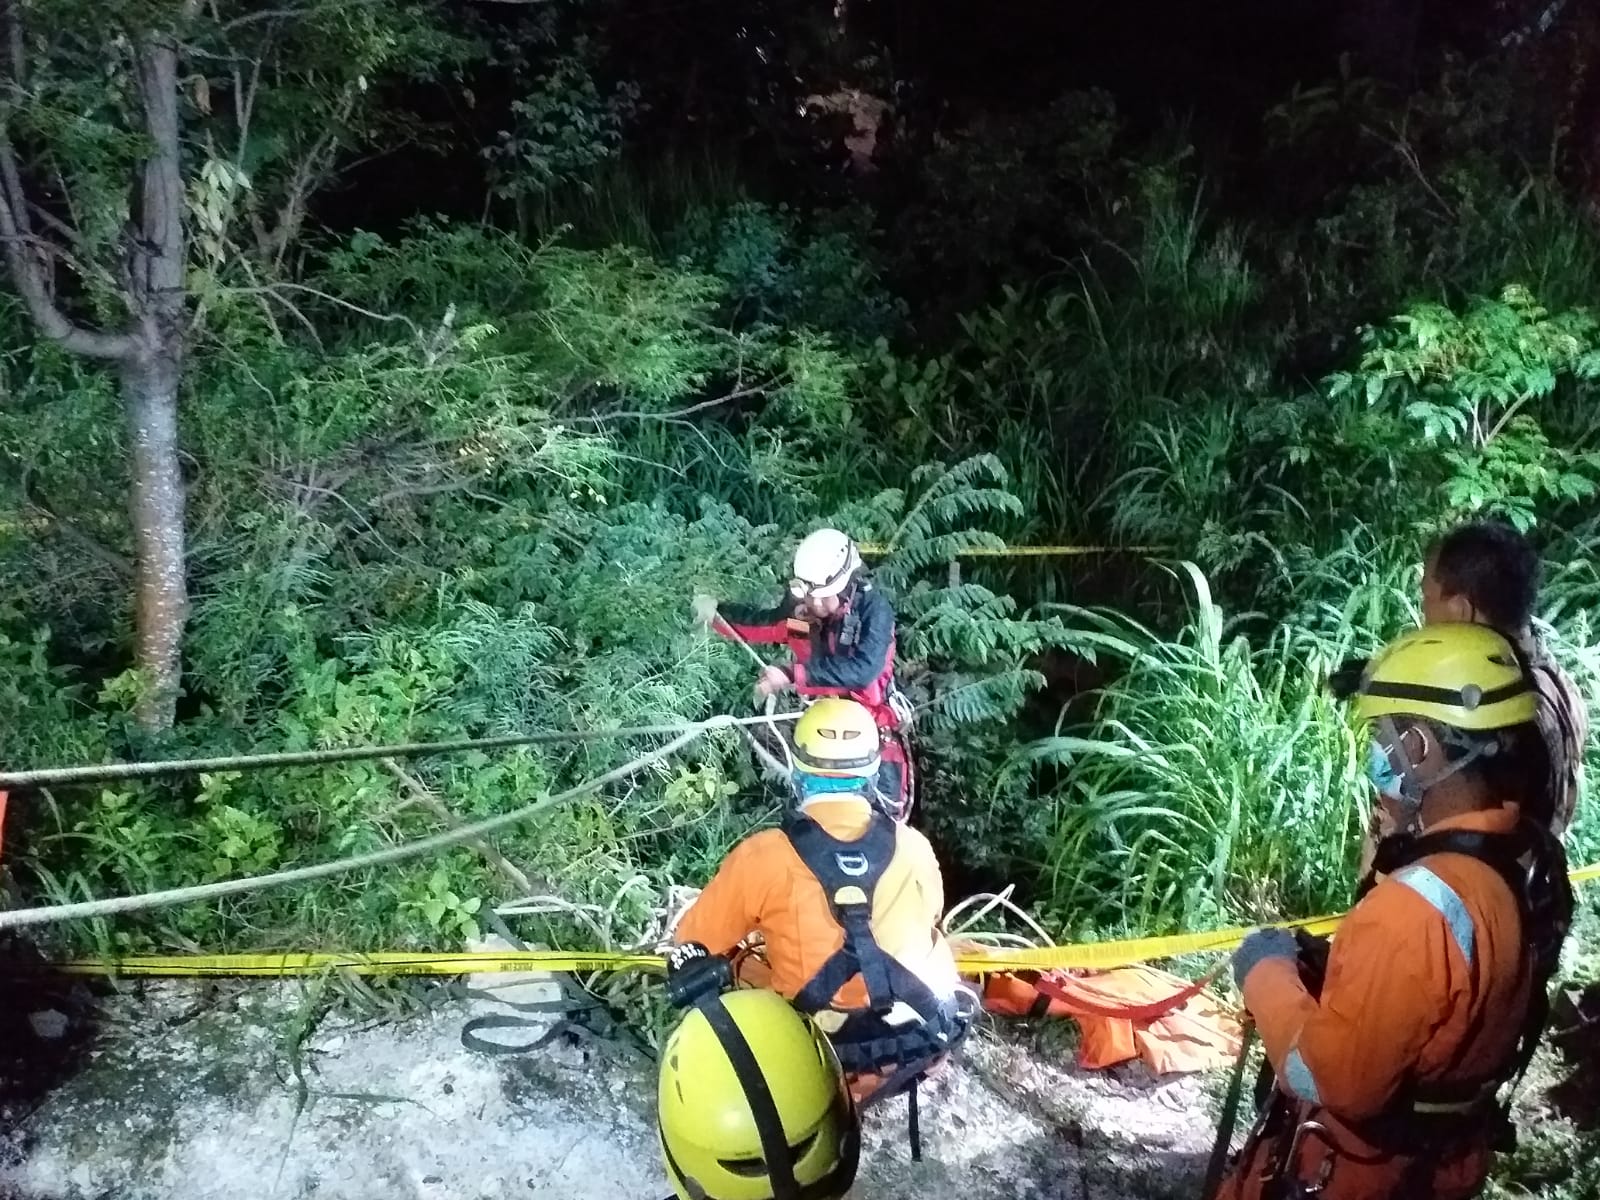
791 528 862 599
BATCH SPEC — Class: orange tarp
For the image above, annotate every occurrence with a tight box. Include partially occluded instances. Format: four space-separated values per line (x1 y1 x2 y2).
981 964 1244 1074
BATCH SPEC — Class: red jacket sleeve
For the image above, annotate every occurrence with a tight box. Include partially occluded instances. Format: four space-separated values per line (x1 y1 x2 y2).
714 594 801 646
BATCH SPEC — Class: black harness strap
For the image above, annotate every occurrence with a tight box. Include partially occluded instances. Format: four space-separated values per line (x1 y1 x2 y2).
784 812 942 1022
700 994 801 1200
782 808 967 1127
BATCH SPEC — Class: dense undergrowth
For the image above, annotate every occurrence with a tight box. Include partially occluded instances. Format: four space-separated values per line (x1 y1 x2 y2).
3 48 1598 957
3 14 1599 1189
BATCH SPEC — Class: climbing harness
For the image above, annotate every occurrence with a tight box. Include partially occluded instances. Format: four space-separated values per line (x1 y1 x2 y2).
1236 817 1574 1197
782 808 971 1159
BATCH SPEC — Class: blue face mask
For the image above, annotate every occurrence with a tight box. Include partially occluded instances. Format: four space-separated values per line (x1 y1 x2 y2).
1367 740 1407 802
796 773 869 800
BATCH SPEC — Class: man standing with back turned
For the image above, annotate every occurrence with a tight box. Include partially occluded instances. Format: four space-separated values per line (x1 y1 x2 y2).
1345 521 1589 879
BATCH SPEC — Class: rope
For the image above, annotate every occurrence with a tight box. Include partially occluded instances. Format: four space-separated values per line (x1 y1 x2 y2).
0 719 732 931
702 620 796 779
0 713 799 790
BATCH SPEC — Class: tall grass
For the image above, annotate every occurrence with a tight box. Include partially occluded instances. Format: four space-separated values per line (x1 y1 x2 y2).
1031 563 1370 937
523 149 747 251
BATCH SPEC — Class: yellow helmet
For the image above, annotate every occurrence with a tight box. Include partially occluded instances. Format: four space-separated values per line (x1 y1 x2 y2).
1353 623 1536 732
657 989 860 1200
793 698 881 779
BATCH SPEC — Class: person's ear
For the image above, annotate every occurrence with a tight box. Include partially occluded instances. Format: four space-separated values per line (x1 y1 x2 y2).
1402 723 1441 770
1442 592 1477 623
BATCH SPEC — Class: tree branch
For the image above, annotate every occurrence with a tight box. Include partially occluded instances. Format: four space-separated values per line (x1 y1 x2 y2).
26 200 86 248
21 478 134 575
231 281 423 339
219 8 307 33
0 4 133 361
379 759 540 897
366 477 500 509
2 0 23 87
0 146 134 360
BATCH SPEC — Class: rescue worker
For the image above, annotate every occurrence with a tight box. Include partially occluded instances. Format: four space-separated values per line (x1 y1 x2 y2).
664 697 969 1107
1345 521 1587 880
1419 521 1587 837
656 987 860 1200
693 528 917 820
1222 623 1573 1200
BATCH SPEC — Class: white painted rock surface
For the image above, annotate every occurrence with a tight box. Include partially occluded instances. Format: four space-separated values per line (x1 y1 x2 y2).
0 981 1220 1200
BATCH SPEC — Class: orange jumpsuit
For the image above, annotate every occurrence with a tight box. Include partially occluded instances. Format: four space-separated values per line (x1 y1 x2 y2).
1220 807 1533 1200
675 794 960 1099
675 795 958 1006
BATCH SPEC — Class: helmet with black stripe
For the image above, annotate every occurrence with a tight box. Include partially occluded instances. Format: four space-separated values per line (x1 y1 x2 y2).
657 988 859 1200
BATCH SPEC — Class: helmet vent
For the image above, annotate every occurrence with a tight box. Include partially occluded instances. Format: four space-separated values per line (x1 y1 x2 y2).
720 1132 817 1176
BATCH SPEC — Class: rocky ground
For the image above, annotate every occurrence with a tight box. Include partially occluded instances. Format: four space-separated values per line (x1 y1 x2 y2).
0 967 1226 1200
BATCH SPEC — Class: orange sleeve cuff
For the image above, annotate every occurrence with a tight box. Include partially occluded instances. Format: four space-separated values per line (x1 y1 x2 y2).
1242 956 1317 1075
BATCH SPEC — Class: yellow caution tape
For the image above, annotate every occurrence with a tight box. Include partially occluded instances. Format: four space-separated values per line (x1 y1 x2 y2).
857 544 1162 558
28 914 1346 978
956 915 1346 975
39 863 1596 980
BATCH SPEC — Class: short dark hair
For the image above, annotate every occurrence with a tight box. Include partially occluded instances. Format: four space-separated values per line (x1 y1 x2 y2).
1428 521 1541 633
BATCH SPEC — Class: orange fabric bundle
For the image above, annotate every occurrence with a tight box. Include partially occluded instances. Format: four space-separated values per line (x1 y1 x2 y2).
982 964 1243 1074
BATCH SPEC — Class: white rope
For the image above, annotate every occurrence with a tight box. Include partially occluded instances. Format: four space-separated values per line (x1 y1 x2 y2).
0 711 801 789
944 886 1055 945
0 715 765 931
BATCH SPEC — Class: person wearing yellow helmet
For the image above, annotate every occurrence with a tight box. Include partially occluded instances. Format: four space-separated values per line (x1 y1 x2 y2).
692 528 919 820
665 697 969 1110
657 988 859 1200
1336 521 1588 881
1219 623 1573 1200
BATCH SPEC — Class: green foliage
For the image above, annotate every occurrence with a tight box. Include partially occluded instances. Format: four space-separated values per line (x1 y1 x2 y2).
1102 285 1600 629
484 19 639 208
669 201 904 342
2 26 1598 1064
1032 565 1371 935
1327 287 1600 527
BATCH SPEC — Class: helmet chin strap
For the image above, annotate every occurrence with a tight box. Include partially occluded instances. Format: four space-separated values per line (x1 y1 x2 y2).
1377 716 1493 833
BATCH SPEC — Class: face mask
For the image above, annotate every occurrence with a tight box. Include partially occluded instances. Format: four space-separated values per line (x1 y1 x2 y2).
1367 740 1406 802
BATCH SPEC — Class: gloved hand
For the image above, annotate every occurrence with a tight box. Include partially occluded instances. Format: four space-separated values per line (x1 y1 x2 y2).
754 665 792 698
1294 930 1332 997
665 941 733 1009
691 594 720 627
1231 927 1299 990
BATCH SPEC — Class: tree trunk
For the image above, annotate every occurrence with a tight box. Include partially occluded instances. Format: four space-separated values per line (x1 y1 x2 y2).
121 352 187 732
124 34 190 732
